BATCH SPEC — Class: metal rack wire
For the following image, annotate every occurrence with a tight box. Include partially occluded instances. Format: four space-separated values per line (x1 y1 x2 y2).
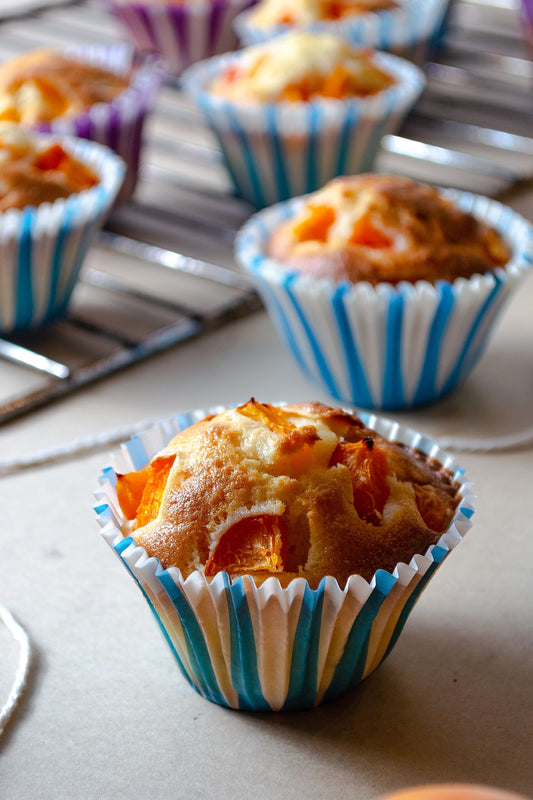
0 0 531 425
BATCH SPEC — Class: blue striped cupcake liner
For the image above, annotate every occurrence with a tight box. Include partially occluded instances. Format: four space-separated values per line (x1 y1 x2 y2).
182 49 425 208
0 134 125 335
234 0 448 65
95 406 474 711
235 190 533 410
35 43 165 203
104 0 258 77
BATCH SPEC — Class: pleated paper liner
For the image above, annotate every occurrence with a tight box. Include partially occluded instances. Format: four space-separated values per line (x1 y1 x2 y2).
35 43 164 203
234 0 448 65
0 135 125 334
235 190 533 410
105 0 258 76
95 407 474 711
182 49 425 208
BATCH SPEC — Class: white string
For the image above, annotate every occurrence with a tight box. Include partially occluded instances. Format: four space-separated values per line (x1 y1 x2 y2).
0 603 31 736
0 415 170 477
0 414 532 479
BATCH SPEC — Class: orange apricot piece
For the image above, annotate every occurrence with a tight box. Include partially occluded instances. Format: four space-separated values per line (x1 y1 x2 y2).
331 437 390 524
205 515 286 577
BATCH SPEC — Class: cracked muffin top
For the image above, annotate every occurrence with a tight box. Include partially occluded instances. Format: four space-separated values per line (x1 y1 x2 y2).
268 174 511 285
208 31 396 103
0 124 99 211
0 48 129 125
116 399 460 588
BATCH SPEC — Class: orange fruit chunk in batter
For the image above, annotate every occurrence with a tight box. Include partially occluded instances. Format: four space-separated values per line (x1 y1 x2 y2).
331 437 390 524
117 455 176 526
204 514 286 577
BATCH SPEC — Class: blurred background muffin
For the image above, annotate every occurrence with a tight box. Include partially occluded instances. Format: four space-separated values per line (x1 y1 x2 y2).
104 0 258 77
0 123 125 334
97 400 474 710
235 174 533 409
0 44 164 203
182 30 425 206
234 0 449 65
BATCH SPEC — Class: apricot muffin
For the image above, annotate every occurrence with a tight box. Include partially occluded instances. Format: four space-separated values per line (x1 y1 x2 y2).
0 48 129 125
268 174 511 286
247 0 399 29
96 401 474 709
235 177 533 408
208 31 396 103
0 124 99 211
182 31 424 206
234 0 449 66
0 44 163 202
116 399 460 588
0 124 124 334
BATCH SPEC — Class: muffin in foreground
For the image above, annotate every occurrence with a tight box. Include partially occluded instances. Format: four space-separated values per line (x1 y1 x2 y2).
235 174 533 410
0 124 124 334
104 0 258 77
95 400 474 710
0 45 164 202
181 31 425 207
234 0 449 66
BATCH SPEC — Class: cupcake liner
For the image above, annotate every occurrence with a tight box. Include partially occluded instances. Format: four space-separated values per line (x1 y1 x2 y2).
235 191 533 410
234 0 449 65
182 50 425 208
521 0 533 52
104 0 258 76
0 135 125 334
34 43 164 203
95 406 474 711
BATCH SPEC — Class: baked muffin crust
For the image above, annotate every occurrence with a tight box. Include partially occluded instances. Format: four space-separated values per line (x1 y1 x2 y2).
209 32 395 103
0 124 99 211
269 174 511 284
249 0 398 28
0 48 129 125
117 399 460 588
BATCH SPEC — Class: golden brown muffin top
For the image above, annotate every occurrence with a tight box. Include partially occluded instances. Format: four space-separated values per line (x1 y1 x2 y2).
0 124 99 211
269 174 511 285
116 399 460 588
249 0 398 28
0 48 129 125
209 32 395 104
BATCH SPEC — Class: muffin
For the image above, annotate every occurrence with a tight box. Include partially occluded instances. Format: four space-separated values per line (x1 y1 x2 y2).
104 0 258 77
268 174 510 285
96 400 474 710
182 31 425 207
0 45 164 202
234 0 449 65
235 175 533 409
0 123 125 334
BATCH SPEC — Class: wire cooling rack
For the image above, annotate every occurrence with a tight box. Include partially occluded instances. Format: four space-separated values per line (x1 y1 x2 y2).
0 0 532 426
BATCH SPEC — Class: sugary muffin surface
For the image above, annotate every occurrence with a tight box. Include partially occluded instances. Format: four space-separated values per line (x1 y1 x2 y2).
269 174 511 285
0 124 99 211
116 399 460 588
249 0 398 27
0 48 129 125
209 32 395 103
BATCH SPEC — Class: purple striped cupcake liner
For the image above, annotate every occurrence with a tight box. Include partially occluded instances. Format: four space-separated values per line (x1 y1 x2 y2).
35 43 165 203
521 0 533 51
105 0 258 76
182 49 425 208
234 0 448 65
0 134 125 335
94 406 474 711
235 190 533 410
